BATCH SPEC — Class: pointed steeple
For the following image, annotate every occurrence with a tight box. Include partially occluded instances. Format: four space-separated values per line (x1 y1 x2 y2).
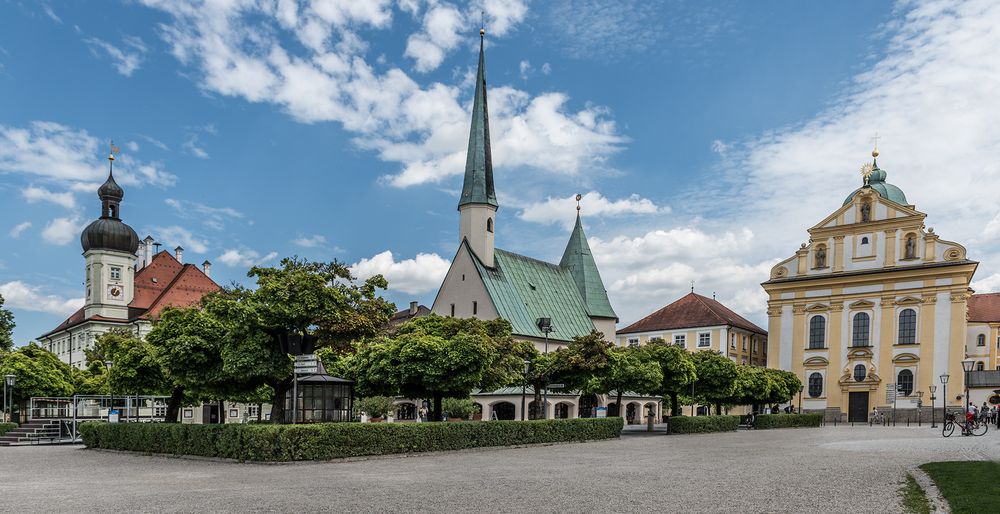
458 29 498 210
560 210 617 320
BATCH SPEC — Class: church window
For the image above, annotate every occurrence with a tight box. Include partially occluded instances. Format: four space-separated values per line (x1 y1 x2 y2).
808 316 825 349
853 364 867 382
897 369 913 396
852 313 870 347
898 309 917 344
110 267 122 281
674 334 686 347
977 334 986 347
808 373 823 398
861 237 869 245
473 301 478 315
486 218 494 233
698 333 711 347
450 304 455 317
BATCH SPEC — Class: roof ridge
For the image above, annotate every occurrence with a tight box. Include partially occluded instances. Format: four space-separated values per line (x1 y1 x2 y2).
495 247 561 269
690 293 730 326
143 264 198 316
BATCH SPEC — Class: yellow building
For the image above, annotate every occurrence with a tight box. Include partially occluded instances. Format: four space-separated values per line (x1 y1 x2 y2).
762 149 985 421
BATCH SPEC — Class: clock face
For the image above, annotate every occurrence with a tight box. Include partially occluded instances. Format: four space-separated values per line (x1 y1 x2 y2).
107 285 123 300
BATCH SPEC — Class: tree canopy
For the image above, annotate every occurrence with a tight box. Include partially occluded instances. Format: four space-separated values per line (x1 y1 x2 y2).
0 294 15 353
0 343 75 409
690 350 738 413
641 338 697 415
588 345 662 416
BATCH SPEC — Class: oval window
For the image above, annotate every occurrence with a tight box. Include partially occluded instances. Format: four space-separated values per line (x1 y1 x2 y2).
853 364 867 382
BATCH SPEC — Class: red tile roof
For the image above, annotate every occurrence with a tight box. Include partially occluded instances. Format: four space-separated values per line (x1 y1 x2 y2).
968 293 1000 323
618 292 766 335
40 251 220 338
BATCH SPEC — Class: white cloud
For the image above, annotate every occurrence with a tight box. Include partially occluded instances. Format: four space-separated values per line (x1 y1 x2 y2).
0 121 176 188
164 198 243 230
518 59 531 80
182 133 209 159
41 216 85 246
519 191 665 228
217 248 278 268
405 3 464 73
151 225 209 254
292 234 327 248
350 250 450 295
21 185 76 209
972 273 1000 294
42 5 62 24
84 35 148 77
541 62 551 75
138 134 169 151
0 281 83 316
9 221 31 238
126 141 140 152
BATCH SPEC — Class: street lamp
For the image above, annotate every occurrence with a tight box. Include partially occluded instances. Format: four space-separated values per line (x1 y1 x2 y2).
104 360 115 421
536 317 554 420
798 385 804 414
929 384 937 428
916 391 923 427
940 373 950 422
3 374 15 423
961 359 975 415
521 359 530 421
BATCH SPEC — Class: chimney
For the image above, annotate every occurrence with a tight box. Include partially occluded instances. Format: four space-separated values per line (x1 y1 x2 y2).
409 301 418 315
143 235 154 267
174 246 184 263
153 242 162 254
202 260 212 278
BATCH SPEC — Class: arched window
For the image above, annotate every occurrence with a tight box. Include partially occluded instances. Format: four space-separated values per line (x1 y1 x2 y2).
852 313 870 347
898 309 917 344
897 369 913 396
977 334 986 347
808 316 826 349
486 218 494 233
861 236 869 244
977 361 985 371
808 373 823 398
853 364 867 382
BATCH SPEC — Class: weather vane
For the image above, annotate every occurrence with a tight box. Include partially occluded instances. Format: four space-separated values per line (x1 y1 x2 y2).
109 140 120 161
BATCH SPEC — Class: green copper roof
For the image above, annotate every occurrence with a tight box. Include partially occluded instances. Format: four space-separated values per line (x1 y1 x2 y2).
560 213 617 319
843 162 907 206
458 35 498 210
470 245 597 342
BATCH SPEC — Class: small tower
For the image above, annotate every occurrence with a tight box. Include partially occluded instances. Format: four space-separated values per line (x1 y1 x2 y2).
458 28 498 267
560 195 618 337
80 143 139 319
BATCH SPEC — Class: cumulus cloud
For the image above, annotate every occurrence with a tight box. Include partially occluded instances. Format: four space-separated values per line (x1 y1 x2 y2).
405 3 465 73
292 234 327 248
9 221 32 238
350 250 450 295
164 198 243 230
519 191 665 228
0 281 83 316
217 248 279 268
21 185 76 209
150 225 209 254
41 216 84 246
84 35 148 76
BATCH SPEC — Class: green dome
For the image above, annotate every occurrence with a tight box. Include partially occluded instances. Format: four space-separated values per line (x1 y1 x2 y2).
843 164 907 206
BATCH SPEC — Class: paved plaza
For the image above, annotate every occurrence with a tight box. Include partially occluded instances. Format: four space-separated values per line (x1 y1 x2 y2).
1 425 998 513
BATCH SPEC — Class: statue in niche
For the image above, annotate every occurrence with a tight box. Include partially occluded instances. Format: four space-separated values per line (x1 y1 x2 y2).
861 201 871 222
816 246 827 268
905 236 916 259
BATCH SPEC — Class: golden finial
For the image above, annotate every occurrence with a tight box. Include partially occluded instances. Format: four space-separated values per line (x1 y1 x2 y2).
480 10 485 37
871 132 881 159
480 28 485 36
575 193 582 212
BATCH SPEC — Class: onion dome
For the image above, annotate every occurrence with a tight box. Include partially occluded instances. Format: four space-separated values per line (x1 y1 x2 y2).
97 172 124 201
81 167 139 254
843 151 907 206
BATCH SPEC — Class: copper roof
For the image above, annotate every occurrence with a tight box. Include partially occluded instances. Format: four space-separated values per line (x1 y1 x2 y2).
968 293 1000 323
618 292 766 335
40 251 220 338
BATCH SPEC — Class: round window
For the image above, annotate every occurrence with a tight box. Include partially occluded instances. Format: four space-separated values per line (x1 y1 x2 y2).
853 364 867 382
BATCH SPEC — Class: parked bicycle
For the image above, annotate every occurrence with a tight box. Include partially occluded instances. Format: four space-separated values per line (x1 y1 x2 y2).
942 412 989 437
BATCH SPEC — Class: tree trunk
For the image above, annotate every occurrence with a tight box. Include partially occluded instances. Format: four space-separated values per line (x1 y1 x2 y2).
432 394 443 422
715 402 722 415
532 384 543 420
270 379 291 424
669 391 680 416
257 403 263 422
165 386 185 423
616 389 624 421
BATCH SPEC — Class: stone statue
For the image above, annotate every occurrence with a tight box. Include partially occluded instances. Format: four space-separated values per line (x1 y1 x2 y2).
816 246 827 268
861 201 871 222
905 236 916 259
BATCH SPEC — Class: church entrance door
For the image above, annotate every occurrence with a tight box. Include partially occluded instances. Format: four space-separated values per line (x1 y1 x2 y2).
848 392 868 422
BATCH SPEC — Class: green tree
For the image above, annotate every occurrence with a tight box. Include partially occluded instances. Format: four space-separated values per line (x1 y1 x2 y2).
552 331 613 393
731 365 772 412
0 343 75 417
691 350 738 414
353 315 521 421
764 369 802 406
97 330 171 399
641 338 697 415
0 294 14 353
355 395 397 419
588 346 663 417
442 397 480 419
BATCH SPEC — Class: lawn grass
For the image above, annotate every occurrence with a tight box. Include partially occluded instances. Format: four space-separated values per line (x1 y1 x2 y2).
919 461 1000 514
899 473 930 514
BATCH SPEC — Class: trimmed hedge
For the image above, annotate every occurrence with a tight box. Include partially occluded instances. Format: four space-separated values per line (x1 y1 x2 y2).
753 413 823 429
668 415 740 434
0 422 17 436
80 417 623 461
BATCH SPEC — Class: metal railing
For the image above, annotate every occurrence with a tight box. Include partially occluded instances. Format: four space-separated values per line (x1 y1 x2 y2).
28 395 172 442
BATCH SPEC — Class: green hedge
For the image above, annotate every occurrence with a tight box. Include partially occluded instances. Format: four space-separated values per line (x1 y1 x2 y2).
753 413 823 429
668 415 740 434
0 423 17 436
80 417 623 461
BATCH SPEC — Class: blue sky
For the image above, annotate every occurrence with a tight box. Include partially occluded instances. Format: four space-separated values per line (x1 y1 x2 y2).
3 0 1000 345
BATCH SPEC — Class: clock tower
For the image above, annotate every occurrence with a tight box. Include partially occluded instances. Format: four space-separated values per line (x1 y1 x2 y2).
80 148 140 320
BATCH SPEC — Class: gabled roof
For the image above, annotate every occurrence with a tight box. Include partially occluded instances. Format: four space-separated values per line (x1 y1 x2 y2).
560 213 616 320
39 251 220 338
469 243 596 342
619 292 766 335
968 293 1000 323
458 32 497 209
388 304 431 327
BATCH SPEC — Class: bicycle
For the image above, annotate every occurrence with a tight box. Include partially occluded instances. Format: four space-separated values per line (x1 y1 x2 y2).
942 412 989 437
869 411 885 426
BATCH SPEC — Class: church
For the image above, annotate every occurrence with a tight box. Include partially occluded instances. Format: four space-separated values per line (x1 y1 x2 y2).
427 31 661 422
763 147 1000 422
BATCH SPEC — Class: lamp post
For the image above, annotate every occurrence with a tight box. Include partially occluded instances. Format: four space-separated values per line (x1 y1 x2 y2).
916 391 923 427
940 373 950 422
521 359 530 421
961 359 975 415
536 318 553 420
798 385 803 414
4 374 15 423
929 384 937 428
104 360 114 421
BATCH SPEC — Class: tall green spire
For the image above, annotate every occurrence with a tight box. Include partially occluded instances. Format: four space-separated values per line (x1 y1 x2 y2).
560 212 617 319
458 30 498 210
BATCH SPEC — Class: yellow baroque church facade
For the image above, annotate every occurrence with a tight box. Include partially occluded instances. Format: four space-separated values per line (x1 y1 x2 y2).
762 149 998 422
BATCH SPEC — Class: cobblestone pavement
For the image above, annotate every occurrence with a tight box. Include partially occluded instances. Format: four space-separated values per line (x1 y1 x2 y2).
0 425 997 513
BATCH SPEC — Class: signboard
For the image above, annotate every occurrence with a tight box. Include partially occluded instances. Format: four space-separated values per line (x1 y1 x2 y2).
885 383 895 403
294 354 317 363
294 366 319 374
294 353 319 374
595 406 607 418
547 383 565 389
